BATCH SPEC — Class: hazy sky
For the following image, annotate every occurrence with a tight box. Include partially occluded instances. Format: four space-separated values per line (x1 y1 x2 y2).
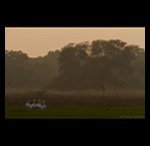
5 27 145 57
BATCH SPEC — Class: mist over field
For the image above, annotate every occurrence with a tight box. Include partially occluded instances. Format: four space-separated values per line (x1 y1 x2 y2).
5 28 145 119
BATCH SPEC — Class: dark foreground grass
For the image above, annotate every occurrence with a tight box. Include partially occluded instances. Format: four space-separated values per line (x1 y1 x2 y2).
5 106 145 119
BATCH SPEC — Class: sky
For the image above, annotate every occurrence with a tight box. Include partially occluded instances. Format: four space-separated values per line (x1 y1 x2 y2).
5 27 145 57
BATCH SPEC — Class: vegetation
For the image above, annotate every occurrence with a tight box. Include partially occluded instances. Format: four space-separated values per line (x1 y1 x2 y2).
46 40 145 91
5 89 145 107
5 39 145 91
5 50 60 89
5 39 145 119
5 106 145 119
5 89 145 119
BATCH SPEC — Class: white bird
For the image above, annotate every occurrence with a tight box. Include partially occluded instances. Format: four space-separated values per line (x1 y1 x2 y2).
41 104 46 109
36 99 42 109
25 100 32 109
41 100 46 109
31 99 36 109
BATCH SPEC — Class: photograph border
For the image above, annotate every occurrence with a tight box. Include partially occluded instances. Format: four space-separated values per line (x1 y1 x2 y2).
0 23 149 128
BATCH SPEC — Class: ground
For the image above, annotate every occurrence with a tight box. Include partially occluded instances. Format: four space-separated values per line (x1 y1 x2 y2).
5 89 145 119
5 106 145 119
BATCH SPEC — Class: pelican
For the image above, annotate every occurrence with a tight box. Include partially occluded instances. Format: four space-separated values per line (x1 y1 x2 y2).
41 100 46 109
31 99 36 109
36 99 42 109
25 100 32 109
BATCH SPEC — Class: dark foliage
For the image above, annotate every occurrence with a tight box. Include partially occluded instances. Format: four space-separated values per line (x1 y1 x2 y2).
5 39 145 91
5 50 60 89
46 40 145 91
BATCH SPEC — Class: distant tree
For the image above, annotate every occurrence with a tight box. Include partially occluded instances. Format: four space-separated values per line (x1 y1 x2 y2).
5 39 145 92
5 50 60 89
89 39 136 92
47 39 144 92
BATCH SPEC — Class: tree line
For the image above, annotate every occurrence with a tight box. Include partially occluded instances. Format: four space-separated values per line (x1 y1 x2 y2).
5 39 145 91
5 50 60 89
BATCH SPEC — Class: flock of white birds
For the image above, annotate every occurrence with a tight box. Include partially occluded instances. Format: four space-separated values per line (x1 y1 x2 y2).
25 99 46 109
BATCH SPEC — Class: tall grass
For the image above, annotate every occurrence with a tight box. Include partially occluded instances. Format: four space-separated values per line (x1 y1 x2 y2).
5 89 145 107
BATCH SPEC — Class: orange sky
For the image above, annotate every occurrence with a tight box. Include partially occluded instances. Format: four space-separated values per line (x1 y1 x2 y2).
5 27 145 57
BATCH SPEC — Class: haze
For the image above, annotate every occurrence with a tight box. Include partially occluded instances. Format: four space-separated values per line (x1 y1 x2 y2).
5 27 145 57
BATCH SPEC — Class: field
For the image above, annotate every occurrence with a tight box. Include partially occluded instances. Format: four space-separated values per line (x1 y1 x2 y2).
5 89 145 119
5 106 145 119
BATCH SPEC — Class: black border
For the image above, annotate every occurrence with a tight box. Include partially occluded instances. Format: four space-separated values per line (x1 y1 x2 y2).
1 23 149 128
145 25 150 123
0 25 5 121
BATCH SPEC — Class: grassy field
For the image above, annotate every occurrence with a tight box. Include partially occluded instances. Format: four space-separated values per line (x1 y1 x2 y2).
5 89 145 106
5 89 145 119
5 106 145 119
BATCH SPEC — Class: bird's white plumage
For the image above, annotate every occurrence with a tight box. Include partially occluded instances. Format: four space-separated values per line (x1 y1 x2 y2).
25 100 46 109
25 103 30 108
41 104 46 109
36 103 42 109
31 103 36 109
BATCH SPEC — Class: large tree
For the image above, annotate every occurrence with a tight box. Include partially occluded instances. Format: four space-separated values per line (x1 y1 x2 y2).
47 39 144 92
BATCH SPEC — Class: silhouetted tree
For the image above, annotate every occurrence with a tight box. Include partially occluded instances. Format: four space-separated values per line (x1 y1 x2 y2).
5 39 145 92
47 39 144 92
5 50 60 89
